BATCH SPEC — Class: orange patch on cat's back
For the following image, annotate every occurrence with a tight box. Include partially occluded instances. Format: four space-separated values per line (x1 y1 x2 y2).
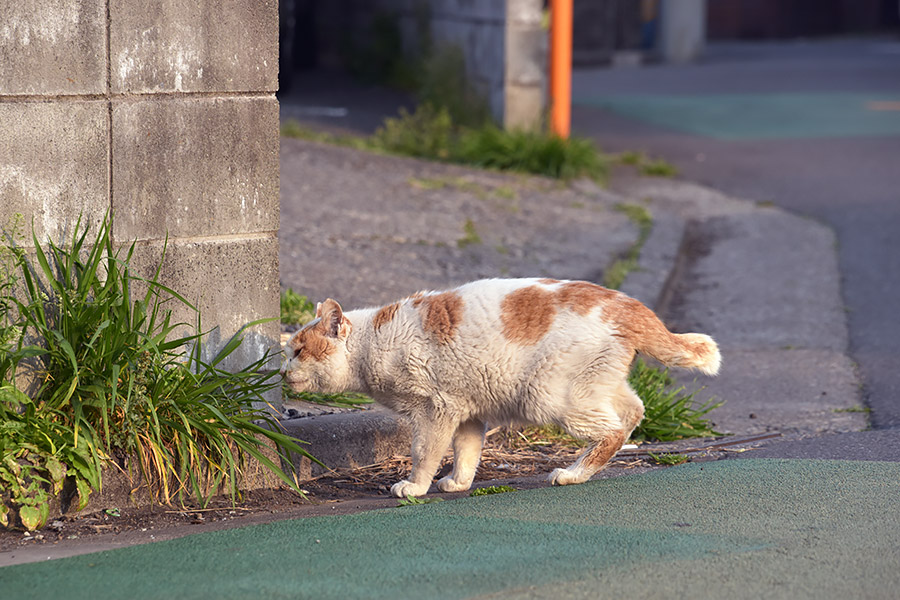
556 281 618 316
500 285 557 345
372 302 400 331
417 291 464 344
538 278 560 285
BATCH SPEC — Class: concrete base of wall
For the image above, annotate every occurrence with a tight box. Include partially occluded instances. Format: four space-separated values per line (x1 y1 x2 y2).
282 408 412 481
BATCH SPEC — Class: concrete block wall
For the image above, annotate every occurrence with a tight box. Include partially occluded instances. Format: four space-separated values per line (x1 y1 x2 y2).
0 0 281 396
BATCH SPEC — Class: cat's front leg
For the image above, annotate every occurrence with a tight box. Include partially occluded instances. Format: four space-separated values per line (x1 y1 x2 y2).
391 417 456 498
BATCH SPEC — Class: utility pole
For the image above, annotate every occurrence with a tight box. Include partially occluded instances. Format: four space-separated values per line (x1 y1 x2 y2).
549 0 573 139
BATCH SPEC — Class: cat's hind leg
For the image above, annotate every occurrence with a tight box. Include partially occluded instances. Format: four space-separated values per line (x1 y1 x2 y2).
437 418 486 492
391 416 456 498
549 381 644 486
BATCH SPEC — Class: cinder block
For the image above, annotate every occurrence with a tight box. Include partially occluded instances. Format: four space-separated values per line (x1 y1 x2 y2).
111 97 279 241
0 101 108 244
506 0 543 26
110 0 278 93
503 84 544 131
0 0 106 95
126 235 281 375
506 25 546 87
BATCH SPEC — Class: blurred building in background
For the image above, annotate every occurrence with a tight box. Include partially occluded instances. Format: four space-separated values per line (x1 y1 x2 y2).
707 0 899 40
279 0 899 127
280 0 545 130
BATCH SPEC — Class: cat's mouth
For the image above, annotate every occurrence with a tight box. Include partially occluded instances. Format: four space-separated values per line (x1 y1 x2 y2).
283 377 311 392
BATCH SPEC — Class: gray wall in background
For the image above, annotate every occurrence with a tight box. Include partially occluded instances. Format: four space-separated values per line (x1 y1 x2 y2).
0 0 282 404
313 0 546 130
414 0 545 129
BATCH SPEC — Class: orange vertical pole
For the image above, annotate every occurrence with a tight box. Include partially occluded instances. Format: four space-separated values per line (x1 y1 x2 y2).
549 0 573 139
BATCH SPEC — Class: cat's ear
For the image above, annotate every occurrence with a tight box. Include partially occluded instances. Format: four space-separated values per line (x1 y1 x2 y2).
318 298 351 340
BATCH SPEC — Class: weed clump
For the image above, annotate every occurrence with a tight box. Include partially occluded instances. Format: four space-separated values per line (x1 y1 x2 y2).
455 126 604 180
281 288 315 325
647 451 690 466
373 104 455 160
603 203 653 290
629 359 722 442
0 215 315 530
470 485 516 496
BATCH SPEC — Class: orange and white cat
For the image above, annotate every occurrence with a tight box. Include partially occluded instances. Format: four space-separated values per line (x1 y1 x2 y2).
281 278 720 497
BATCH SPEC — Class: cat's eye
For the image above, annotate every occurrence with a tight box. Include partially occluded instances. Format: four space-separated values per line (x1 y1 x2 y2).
292 347 303 359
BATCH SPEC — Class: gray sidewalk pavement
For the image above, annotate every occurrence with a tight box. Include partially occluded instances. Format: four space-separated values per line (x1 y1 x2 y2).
275 136 867 477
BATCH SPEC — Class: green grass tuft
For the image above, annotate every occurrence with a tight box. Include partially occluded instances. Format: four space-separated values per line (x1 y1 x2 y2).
641 159 678 177
279 122 376 152
647 451 690 466
455 126 607 181
629 359 723 442
281 288 316 325
832 405 870 413
618 151 644 166
397 494 444 506
603 203 653 290
283 385 373 410
374 104 456 160
617 151 678 177
470 485 516 496
282 103 608 183
457 219 482 248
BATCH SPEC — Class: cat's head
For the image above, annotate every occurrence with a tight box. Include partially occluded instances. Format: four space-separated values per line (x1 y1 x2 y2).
280 299 353 394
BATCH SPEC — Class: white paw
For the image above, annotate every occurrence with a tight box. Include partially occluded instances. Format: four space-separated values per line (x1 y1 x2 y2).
437 475 472 493
548 468 585 486
390 479 431 498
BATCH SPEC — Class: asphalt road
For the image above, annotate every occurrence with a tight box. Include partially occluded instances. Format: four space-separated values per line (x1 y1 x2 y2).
572 38 900 429
3 459 899 600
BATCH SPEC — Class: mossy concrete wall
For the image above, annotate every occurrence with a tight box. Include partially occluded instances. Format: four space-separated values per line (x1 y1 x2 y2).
0 0 282 400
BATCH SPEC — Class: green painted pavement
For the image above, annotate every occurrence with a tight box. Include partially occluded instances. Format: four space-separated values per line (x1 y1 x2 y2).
576 93 900 140
2 459 899 599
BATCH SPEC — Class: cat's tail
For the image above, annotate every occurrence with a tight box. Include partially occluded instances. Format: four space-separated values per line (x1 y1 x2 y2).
638 331 721 376
620 298 721 376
